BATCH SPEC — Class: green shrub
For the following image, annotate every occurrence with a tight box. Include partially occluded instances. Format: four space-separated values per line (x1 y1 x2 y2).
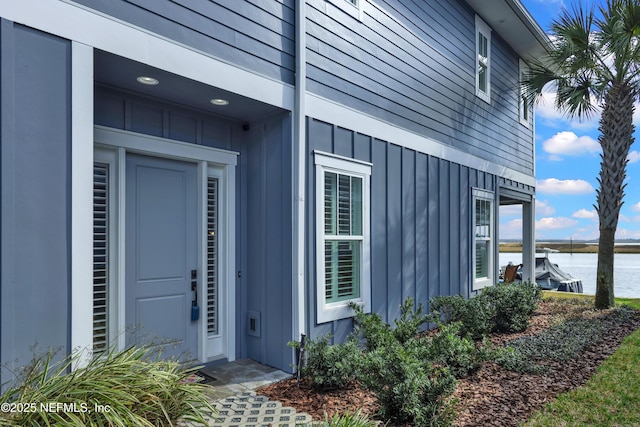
0 346 215 427
482 282 542 333
426 322 492 378
293 334 360 390
352 300 457 426
392 297 432 344
351 297 430 350
430 294 494 339
357 337 457 427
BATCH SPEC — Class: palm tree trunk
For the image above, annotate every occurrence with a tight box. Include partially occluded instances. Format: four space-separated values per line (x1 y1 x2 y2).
594 83 635 309
595 228 615 309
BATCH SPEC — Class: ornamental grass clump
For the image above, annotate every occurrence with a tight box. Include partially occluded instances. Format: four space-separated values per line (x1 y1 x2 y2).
0 345 215 427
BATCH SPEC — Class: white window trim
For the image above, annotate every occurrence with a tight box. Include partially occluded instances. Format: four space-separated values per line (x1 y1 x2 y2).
472 188 495 291
315 151 371 323
519 59 531 127
475 15 492 103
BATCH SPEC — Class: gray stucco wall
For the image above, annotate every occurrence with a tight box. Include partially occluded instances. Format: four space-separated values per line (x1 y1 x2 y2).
306 118 496 342
0 21 72 381
306 0 535 176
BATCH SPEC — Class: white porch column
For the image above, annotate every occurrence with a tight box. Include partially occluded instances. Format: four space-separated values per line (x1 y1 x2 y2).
521 199 536 283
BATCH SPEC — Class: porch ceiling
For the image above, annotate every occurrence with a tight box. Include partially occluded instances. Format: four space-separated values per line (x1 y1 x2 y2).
94 50 283 122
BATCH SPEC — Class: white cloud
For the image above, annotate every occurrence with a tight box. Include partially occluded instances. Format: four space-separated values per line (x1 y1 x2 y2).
536 178 595 195
536 217 579 230
542 131 600 157
536 200 556 216
572 208 597 219
615 227 640 239
500 219 523 239
499 205 522 217
628 151 640 164
571 225 599 241
535 90 600 131
631 202 640 213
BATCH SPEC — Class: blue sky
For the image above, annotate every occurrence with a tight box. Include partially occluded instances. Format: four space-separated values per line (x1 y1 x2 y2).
499 0 640 241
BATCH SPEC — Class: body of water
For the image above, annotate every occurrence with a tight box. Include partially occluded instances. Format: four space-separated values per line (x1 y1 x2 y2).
499 252 640 298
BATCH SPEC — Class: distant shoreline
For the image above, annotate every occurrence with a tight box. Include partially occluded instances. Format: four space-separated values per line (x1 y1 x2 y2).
500 242 640 254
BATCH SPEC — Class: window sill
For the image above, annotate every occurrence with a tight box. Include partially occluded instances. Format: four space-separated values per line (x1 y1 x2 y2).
317 299 367 324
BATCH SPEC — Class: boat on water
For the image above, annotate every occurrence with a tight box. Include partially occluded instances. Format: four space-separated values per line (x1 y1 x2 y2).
501 248 583 293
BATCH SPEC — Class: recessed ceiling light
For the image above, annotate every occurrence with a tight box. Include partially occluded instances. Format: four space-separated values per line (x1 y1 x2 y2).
136 76 159 85
210 98 229 106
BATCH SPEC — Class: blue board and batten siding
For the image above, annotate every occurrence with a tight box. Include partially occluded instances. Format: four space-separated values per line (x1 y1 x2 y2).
306 118 495 341
306 0 534 176
72 0 296 85
0 21 72 375
94 86 294 371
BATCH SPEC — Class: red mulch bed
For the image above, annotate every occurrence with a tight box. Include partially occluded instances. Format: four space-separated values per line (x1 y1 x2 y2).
257 300 640 426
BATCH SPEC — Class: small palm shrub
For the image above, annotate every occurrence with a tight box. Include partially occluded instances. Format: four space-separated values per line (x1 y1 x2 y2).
0 345 215 427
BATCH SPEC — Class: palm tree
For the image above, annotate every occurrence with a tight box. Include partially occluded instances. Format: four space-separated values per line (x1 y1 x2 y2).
524 0 640 309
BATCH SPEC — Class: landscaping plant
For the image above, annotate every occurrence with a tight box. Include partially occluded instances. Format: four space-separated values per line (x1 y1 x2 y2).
319 410 378 427
289 334 360 390
352 299 460 426
0 345 215 426
482 282 542 333
430 294 494 340
431 282 542 337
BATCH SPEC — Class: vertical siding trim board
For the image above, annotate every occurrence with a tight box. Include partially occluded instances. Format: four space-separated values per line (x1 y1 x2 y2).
0 0 294 112
0 19 15 383
305 93 535 187
71 41 94 367
293 0 307 344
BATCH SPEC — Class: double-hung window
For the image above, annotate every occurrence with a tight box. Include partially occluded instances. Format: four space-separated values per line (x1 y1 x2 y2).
315 151 371 323
475 16 492 103
472 189 494 290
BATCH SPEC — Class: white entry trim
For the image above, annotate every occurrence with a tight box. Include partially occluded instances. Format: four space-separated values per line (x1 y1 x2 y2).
70 41 94 367
93 126 237 363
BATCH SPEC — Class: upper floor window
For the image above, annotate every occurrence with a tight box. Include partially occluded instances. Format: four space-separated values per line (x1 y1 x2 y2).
315 151 371 323
475 16 492 103
472 189 494 290
519 59 531 127
328 0 364 21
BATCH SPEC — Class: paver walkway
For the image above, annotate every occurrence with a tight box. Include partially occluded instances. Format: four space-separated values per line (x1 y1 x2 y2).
182 359 314 427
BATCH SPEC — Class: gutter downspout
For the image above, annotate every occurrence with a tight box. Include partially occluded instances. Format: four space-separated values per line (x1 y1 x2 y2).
292 0 307 354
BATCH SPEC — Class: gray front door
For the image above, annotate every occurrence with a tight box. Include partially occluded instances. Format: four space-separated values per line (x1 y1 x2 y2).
125 154 198 360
